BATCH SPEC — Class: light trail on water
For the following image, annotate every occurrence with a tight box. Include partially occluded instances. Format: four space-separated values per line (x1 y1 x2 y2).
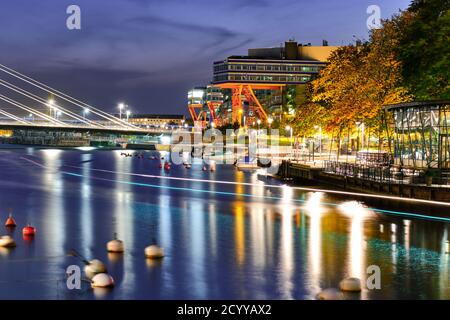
20 156 450 223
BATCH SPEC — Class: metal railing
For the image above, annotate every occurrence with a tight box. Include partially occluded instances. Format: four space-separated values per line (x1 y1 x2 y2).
323 160 449 186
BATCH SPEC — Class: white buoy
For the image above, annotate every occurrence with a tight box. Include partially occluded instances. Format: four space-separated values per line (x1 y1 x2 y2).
316 288 344 300
339 278 362 292
84 259 107 279
145 245 164 259
91 273 115 288
0 235 16 248
107 234 124 253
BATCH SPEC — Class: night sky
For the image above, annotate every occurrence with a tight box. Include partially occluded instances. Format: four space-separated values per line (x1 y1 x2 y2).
0 0 410 116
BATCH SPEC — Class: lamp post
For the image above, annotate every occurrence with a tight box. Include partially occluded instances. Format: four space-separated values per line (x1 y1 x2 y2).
83 108 90 119
355 121 361 152
126 110 131 122
268 117 273 131
314 125 322 158
118 103 125 119
285 125 293 148
48 98 55 118
238 109 243 127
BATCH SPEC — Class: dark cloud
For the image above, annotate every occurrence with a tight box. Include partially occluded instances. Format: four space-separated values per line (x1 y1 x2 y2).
0 0 410 116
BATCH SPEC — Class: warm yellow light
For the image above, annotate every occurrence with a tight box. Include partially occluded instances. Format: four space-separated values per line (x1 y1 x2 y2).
239 109 243 114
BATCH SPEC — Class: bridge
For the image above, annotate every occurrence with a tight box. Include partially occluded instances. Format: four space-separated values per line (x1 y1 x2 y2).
0 64 185 146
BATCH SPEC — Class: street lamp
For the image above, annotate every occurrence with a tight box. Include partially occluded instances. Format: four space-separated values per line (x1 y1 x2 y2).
48 98 55 118
83 108 90 119
355 121 361 152
257 119 261 130
126 110 131 122
285 125 293 148
268 117 273 131
118 103 125 119
314 125 322 157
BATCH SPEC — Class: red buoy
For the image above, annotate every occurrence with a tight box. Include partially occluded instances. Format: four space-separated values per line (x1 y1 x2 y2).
164 162 171 170
5 214 16 228
22 224 36 236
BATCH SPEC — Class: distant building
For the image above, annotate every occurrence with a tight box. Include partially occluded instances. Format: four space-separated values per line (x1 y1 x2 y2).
187 85 223 127
213 40 338 86
126 114 185 127
211 40 339 125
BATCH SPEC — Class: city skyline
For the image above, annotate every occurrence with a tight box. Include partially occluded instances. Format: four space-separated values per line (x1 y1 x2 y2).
0 0 409 115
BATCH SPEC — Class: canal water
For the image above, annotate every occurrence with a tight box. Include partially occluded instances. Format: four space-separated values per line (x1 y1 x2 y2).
0 147 448 300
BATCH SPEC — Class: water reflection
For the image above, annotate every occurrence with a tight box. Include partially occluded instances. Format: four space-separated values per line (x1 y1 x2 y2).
0 149 448 299
305 192 325 298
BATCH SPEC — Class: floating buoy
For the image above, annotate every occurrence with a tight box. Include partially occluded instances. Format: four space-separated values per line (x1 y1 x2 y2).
145 238 164 259
316 288 344 300
5 214 16 228
0 235 16 248
91 273 115 288
145 245 164 259
107 234 124 253
339 277 362 292
164 162 171 170
85 259 107 279
22 224 36 236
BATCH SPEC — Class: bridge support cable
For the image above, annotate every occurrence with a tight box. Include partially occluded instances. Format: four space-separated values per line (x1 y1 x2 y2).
0 79 102 128
0 64 139 130
0 94 67 126
0 109 32 124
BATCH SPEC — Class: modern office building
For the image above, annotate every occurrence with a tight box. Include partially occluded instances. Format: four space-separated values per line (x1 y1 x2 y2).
211 40 338 125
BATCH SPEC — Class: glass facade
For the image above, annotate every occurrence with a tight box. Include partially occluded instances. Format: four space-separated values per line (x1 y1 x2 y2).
213 58 325 85
386 101 450 169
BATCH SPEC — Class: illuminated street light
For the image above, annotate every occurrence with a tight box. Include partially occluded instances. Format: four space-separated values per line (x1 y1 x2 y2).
118 103 125 119
285 125 293 148
268 117 273 131
83 108 90 119
257 119 261 130
314 125 322 156
126 110 131 122
48 98 55 117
